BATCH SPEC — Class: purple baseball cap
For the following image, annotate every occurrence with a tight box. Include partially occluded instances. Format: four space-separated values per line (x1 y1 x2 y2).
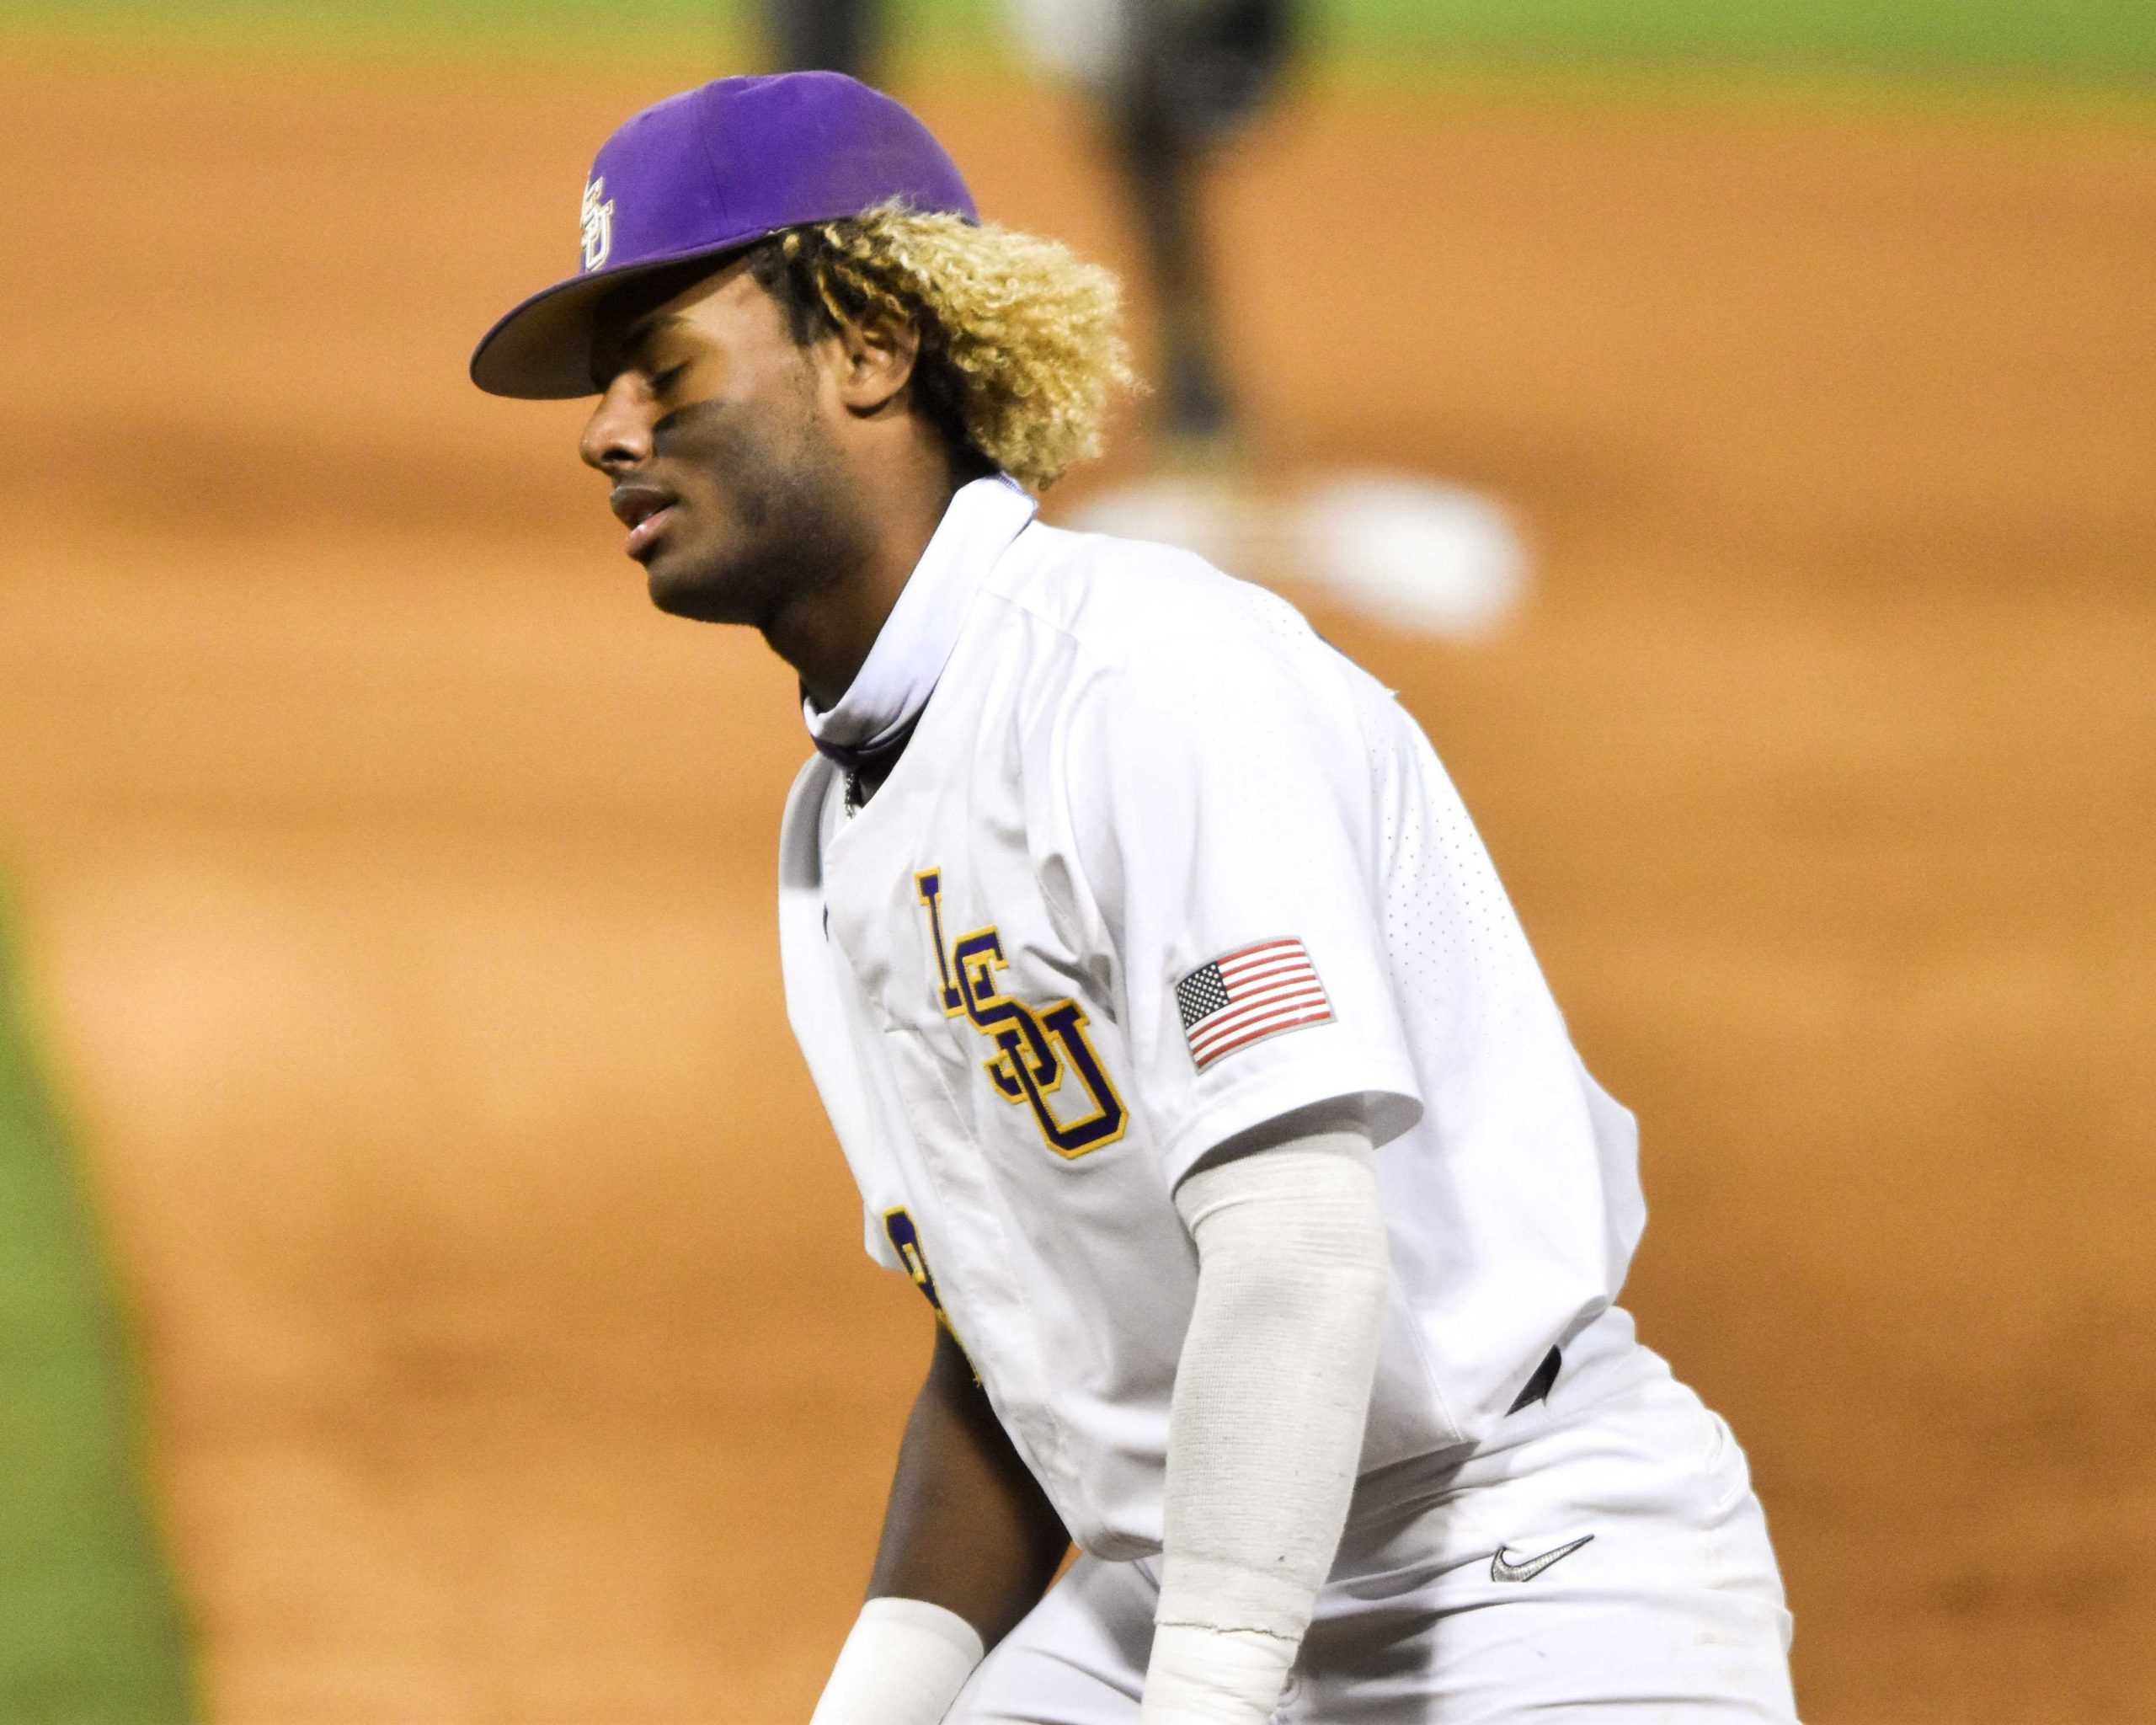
470 72 976 399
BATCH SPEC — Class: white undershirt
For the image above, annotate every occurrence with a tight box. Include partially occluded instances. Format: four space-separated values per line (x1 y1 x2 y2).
800 473 1036 758
1140 1128 1388 1723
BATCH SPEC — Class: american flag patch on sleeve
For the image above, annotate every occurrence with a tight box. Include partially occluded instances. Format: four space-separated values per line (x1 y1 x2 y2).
1174 938 1333 1072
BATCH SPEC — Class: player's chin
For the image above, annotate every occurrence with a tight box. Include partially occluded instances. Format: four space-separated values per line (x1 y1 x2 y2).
644 551 750 626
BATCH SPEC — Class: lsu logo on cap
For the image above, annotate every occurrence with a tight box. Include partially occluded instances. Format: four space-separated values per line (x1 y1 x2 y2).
579 177 615 272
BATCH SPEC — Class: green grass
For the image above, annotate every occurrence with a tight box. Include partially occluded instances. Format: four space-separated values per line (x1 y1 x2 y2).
1331 0 2156 79
0 907 195 1725
7 0 2154 84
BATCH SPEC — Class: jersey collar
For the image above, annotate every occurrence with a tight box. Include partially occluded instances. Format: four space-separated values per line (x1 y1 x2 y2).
803 473 1038 771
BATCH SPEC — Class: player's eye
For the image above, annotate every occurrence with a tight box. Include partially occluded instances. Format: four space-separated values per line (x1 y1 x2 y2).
648 364 687 396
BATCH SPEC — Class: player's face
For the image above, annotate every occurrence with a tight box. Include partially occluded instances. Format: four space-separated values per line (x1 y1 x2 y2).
579 257 869 628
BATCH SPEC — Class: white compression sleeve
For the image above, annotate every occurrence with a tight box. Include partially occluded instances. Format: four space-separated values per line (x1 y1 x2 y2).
808 1595 985 1725
1139 1129 1390 1725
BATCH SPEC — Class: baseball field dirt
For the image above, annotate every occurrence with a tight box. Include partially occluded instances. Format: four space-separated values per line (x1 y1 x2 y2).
4 51 2151 1723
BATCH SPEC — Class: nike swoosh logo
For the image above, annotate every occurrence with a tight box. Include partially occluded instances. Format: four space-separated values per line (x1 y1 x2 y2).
1490 1533 1595 1583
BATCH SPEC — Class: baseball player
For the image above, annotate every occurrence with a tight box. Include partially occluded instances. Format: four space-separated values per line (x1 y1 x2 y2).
471 73 1798 1724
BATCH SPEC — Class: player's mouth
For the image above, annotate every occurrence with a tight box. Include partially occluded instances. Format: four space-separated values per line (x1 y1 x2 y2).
610 483 680 561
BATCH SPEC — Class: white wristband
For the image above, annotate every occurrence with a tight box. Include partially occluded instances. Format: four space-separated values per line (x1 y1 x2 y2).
808 1596 985 1725
1139 1622 1296 1725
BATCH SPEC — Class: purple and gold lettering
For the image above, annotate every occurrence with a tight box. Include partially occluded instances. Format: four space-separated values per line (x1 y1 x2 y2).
914 870 965 1017
917 871 1129 1159
883 1207 974 1370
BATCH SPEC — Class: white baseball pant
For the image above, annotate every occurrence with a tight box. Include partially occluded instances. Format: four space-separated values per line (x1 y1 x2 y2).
950 1329 1797 1722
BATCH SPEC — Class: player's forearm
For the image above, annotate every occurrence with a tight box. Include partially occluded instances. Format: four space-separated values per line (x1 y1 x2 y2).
868 1321 1070 1648
1143 1133 1390 1725
812 1324 1068 1725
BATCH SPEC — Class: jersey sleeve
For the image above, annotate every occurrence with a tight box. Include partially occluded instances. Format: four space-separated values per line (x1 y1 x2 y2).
1058 639 1423 1188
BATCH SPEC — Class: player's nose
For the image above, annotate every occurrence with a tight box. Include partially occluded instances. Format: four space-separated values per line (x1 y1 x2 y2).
579 375 653 473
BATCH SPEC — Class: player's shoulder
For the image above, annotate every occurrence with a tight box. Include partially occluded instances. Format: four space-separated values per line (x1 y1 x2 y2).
987 517 1356 697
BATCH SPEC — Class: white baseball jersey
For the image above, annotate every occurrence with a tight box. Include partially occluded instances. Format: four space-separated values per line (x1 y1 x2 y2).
778 478 1648 1560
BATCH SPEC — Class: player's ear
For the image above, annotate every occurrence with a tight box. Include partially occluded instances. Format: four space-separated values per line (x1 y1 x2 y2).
826 309 921 414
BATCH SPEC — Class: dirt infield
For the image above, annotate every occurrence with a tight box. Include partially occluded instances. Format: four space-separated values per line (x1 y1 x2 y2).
4 53 2151 1723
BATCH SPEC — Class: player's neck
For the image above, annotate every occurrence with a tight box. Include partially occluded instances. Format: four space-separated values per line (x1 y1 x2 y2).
769 435 976 710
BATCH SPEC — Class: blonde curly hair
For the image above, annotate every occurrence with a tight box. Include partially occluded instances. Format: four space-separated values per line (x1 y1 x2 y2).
746 200 1135 493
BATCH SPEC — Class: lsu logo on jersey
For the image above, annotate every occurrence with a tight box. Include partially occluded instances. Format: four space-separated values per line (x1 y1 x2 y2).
915 869 1126 1159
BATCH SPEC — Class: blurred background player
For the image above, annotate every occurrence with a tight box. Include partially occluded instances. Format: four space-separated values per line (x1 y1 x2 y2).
759 0 1531 637
765 0 1289 472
